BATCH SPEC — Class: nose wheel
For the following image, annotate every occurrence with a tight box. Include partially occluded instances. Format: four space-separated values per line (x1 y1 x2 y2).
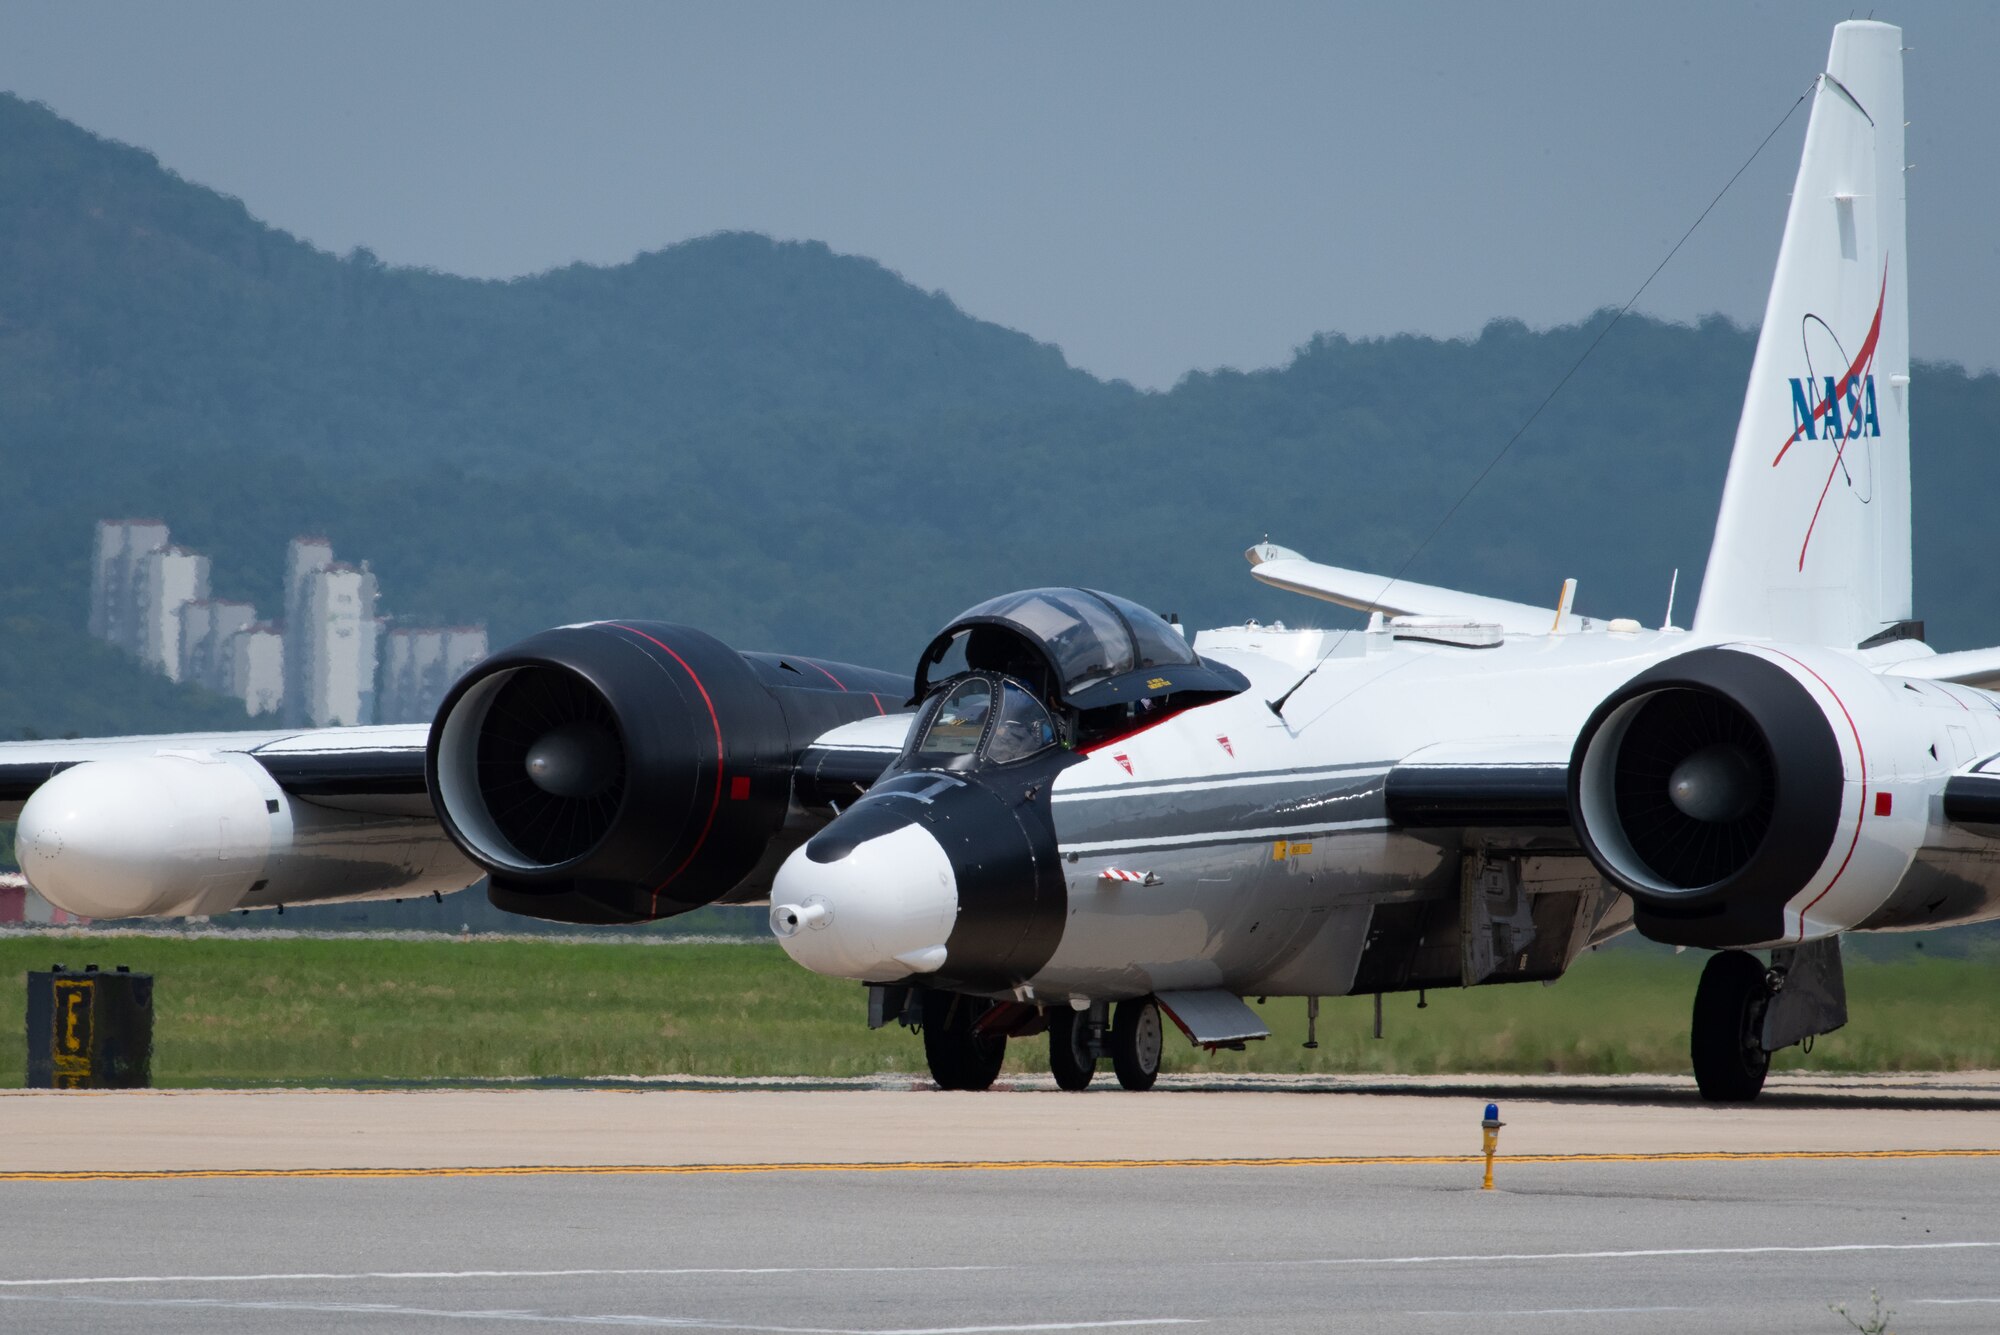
1048 1007 1098 1090
921 991 1007 1091
1111 996 1163 1091
1691 949 1772 1102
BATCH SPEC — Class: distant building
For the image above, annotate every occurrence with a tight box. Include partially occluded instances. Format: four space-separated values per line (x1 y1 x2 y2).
88 522 469 725
281 536 335 725
299 560 381 727
137 547 211 681
88 518 169 654
178 599 257 692
380 625 489 723
226 623 285 717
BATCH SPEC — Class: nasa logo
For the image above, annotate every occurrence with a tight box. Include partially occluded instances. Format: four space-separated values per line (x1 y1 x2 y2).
1770 264 1891 570
1787 374 1881 442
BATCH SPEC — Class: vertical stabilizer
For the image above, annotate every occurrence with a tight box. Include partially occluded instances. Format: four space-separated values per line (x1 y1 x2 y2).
1693 22 1909 648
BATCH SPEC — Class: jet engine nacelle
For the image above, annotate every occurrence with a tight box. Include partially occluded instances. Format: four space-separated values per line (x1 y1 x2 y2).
16 751 473 919
1570 644 1940 949
428 620 894 925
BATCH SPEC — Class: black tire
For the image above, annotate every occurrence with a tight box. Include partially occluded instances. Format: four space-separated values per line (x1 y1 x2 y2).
1111 996 1163 1092
1691 950 1772 1102
921 991 1007 1092
1048 1008 1096 1091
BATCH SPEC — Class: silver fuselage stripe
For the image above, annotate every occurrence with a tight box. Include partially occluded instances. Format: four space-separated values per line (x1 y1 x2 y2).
1056 760 1398 799
1062 818 1391 856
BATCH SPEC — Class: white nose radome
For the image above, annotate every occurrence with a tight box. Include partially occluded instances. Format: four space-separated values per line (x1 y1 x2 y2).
770 821 958 980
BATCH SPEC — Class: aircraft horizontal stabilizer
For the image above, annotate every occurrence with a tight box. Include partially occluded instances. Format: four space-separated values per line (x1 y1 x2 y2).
1246 543 1589 634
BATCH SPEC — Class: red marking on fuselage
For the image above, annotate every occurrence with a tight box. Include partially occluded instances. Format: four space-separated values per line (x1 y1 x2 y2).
610 624 725 915
1112 754 1133 775
1077 703 1197 758
1765 648 1867 941
806 660 848 691
1217 735 1235 757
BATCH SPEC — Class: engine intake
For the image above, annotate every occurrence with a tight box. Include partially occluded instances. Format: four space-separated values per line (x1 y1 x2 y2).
454 664 628 867
1571 646 1846 947
429 621 837 924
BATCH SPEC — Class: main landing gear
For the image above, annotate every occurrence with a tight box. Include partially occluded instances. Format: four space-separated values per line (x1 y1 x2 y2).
1689 939 1849 1103
1690 950 1772 1102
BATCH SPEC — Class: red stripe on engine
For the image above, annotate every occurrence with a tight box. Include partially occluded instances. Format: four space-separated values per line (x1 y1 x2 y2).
1765 648 1867 941
610 624 725 914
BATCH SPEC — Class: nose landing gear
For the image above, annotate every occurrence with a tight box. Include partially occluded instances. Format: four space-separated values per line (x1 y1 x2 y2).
1048 997 1163 1090
1048 1006 1098 1091
921 991 1008 1091
907 989 1167 1092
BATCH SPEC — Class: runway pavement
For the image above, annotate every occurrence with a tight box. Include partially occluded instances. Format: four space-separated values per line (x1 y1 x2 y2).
5 1071 2000 1174
3 1075 1997 1332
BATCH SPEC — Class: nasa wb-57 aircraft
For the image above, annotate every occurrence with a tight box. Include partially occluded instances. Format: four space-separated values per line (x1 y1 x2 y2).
4 22 1993 1101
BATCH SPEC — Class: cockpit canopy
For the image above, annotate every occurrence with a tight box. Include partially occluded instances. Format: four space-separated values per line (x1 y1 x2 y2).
903 675 1060 771
914 587 1249 712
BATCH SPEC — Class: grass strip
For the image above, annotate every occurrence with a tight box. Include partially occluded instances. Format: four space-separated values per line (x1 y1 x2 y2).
0 936 1994 1087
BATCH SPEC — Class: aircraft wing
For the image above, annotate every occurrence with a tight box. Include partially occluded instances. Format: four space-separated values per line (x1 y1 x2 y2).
0 723 458 921
0 641 914 925
1386 730 2000 846
1382 738 1575 832
0 724 430 821
1247 543 1591 634
1881 646 2000 692
795 712 911 808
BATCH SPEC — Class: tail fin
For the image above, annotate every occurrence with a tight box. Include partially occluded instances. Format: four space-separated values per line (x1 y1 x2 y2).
1693 21 1910 648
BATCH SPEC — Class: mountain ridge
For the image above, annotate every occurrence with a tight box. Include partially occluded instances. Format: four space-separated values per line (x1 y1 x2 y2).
3 90 1997 739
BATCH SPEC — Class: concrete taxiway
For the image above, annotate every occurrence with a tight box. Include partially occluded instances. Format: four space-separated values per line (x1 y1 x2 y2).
2 1075 1997 1332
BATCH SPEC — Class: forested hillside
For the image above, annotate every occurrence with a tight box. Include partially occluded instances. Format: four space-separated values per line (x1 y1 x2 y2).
3 91 1997 737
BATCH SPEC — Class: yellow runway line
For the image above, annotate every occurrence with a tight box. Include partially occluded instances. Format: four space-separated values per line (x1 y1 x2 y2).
6 1147 2000 1183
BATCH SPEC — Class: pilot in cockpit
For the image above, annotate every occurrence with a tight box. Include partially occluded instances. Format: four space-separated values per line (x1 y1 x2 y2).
988 679 1058 761
907 586 1251 766
966 625 1054 702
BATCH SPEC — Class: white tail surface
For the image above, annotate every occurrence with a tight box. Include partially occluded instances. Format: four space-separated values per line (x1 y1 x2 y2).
1694 21 1910 649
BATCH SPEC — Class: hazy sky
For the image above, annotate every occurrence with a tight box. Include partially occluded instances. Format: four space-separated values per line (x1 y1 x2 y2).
1 2 1993 388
